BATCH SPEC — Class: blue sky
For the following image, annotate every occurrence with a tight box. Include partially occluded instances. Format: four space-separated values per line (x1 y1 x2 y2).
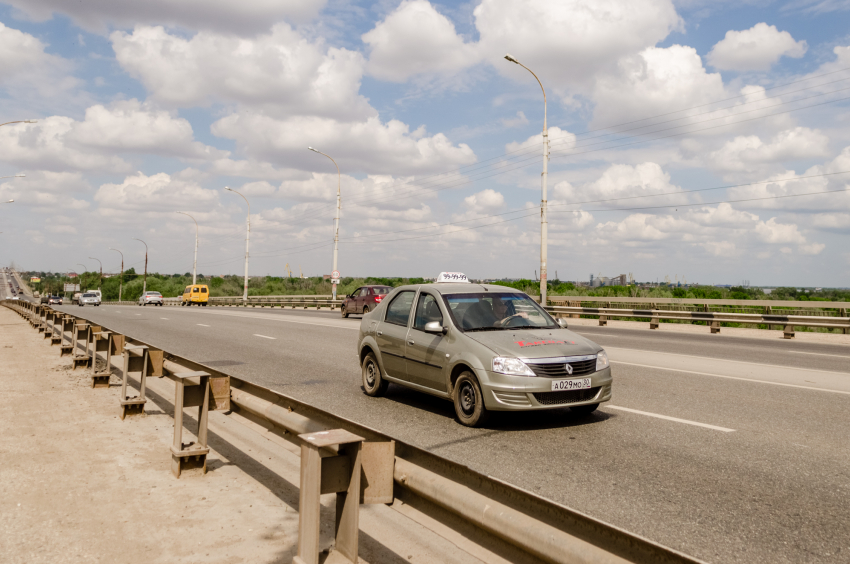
1 0 849 285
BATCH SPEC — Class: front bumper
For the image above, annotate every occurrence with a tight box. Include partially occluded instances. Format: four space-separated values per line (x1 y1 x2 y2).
478 366 613 411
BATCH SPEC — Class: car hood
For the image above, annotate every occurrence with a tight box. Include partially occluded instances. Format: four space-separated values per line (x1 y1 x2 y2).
464 328 600 359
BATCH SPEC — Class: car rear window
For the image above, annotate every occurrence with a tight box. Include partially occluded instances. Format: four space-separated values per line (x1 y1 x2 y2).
372 287 391 295
201 287 208 293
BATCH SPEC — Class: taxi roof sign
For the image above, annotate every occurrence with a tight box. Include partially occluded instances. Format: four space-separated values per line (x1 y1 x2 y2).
436 272 470 283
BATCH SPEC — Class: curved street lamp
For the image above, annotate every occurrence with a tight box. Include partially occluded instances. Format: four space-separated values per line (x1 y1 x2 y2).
504 53 549 306
308 147 342 300
110 248 124 302
0 120 37 127
177 212 199 285
225 187 250 304
132 238 148 295
77 264 88 291
88 257 102 292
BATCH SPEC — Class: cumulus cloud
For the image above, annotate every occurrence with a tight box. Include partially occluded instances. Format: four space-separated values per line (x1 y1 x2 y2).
707 23 807 72
6 0 324 34
363 0 480 82
464 189 506 213
112 25 371 120
476 0 681 91
0 22 78 100
94 172 219 214
592 45 726 127
66 100 228 159
709 127 830 174
553 162 684 207
211 113 476 176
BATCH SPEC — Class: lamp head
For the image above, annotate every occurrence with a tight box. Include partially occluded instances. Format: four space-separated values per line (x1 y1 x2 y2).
308 147 319 153
504 53 519 64
224 186 233 192
5 199 13 203
24 120 37 124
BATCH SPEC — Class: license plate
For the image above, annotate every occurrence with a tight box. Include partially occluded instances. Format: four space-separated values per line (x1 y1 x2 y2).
551 378 591 391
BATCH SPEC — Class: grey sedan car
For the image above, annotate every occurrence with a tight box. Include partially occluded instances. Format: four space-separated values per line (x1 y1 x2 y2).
356 278 612 426
78 292 100 306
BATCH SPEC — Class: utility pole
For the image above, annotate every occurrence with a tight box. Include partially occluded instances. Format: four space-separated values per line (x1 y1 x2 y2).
308 147 342 300
110 248 124 301
177 212 199 285
504 53 549 306
225 187 250 304
132 238 148 295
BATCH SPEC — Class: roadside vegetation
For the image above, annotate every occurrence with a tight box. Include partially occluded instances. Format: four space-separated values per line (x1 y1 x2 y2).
24 271 848 303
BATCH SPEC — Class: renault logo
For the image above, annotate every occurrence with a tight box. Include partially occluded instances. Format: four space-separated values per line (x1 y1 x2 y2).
565 364 573 375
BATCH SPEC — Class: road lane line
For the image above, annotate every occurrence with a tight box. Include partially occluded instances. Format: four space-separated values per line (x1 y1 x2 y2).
611 346 849 375
788 350 850 359
197 324 210 327
611 360 850 395
161 318 169 320
187 309 358 331
605 405 735 432
253 334 277 340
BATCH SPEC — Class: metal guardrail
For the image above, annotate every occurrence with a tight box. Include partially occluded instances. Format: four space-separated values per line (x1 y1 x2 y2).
545 304 850 337
4 298 705 564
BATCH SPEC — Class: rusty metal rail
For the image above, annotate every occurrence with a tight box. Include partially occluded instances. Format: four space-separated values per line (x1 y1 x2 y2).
3 298 706 564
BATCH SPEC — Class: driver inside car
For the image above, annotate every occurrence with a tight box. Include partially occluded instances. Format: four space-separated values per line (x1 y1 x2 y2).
492 296 529 327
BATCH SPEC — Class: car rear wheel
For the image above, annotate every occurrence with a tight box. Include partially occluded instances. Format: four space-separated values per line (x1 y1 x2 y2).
362 306 369 315
570 403 599 416
341 305 349 318
362 352 389 397
453 372 489 427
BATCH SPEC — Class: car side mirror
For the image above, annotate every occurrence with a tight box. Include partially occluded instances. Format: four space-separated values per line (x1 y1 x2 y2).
556 318 569 329
424 321 447 335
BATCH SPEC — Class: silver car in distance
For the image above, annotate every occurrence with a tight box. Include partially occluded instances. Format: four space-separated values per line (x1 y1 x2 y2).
356 273 612 427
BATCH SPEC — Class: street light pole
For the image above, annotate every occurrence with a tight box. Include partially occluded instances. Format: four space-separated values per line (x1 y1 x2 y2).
88 257 102 291
308 147 342 300
132 238 148 295
177 212 199 285
225 187 250 304
0 120 37 127
110 248 124 302
504 53 549 306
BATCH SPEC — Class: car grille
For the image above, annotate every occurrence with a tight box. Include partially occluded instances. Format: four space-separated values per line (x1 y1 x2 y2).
528 358 596 378
532 387 600 406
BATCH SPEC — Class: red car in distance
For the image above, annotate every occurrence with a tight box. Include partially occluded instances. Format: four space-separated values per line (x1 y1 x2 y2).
341 285 392 318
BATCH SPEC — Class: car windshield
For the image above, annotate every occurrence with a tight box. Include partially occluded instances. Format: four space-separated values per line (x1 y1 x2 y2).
83 293 96 297
442 292 557 331
147 292 161 296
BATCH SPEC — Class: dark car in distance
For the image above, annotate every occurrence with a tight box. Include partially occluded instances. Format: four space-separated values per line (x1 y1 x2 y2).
341 285 392 318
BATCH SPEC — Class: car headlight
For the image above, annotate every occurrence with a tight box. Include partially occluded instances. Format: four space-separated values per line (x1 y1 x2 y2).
492 357 535 377
596 350 609 371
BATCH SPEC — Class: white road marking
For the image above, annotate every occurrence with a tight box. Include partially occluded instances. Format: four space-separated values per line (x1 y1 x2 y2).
606 405 736 432
197 324 210 327
611 360 850 396
611 346 848 375
788 350 850 359
160 318 169 320
253 334 276 340
135 314 141 316
188 309 358 331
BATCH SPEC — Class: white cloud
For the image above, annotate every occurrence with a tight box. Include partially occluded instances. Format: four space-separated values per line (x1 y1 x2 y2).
553 162 683 207
66 100 228 159
506 126 575 153
0 22 77 99
211 113 476 175
700 240 739 257
6 0 324 34
709 127 830 173
94 172 219 213
464 189 505 213
754 217 806 244
112 25 371 120
0 118 129 173
591 45 726 127
707 23 807 72
476 0 682 91
500 111 529 128
0 170 91 210
363 0 480 82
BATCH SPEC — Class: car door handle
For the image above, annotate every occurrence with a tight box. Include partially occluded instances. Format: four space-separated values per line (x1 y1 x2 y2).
407 340 414 345
377 330 382 336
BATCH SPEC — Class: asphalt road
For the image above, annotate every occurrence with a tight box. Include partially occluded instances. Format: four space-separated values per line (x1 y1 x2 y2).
52 303 850 564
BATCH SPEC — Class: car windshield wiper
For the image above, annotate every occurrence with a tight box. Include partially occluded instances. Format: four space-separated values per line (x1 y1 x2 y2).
511 325 556 330
464 327 505 332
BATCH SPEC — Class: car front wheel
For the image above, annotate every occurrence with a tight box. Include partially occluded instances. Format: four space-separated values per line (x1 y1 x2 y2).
341 305 349 318
453 372 489 427
361 352 389 397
